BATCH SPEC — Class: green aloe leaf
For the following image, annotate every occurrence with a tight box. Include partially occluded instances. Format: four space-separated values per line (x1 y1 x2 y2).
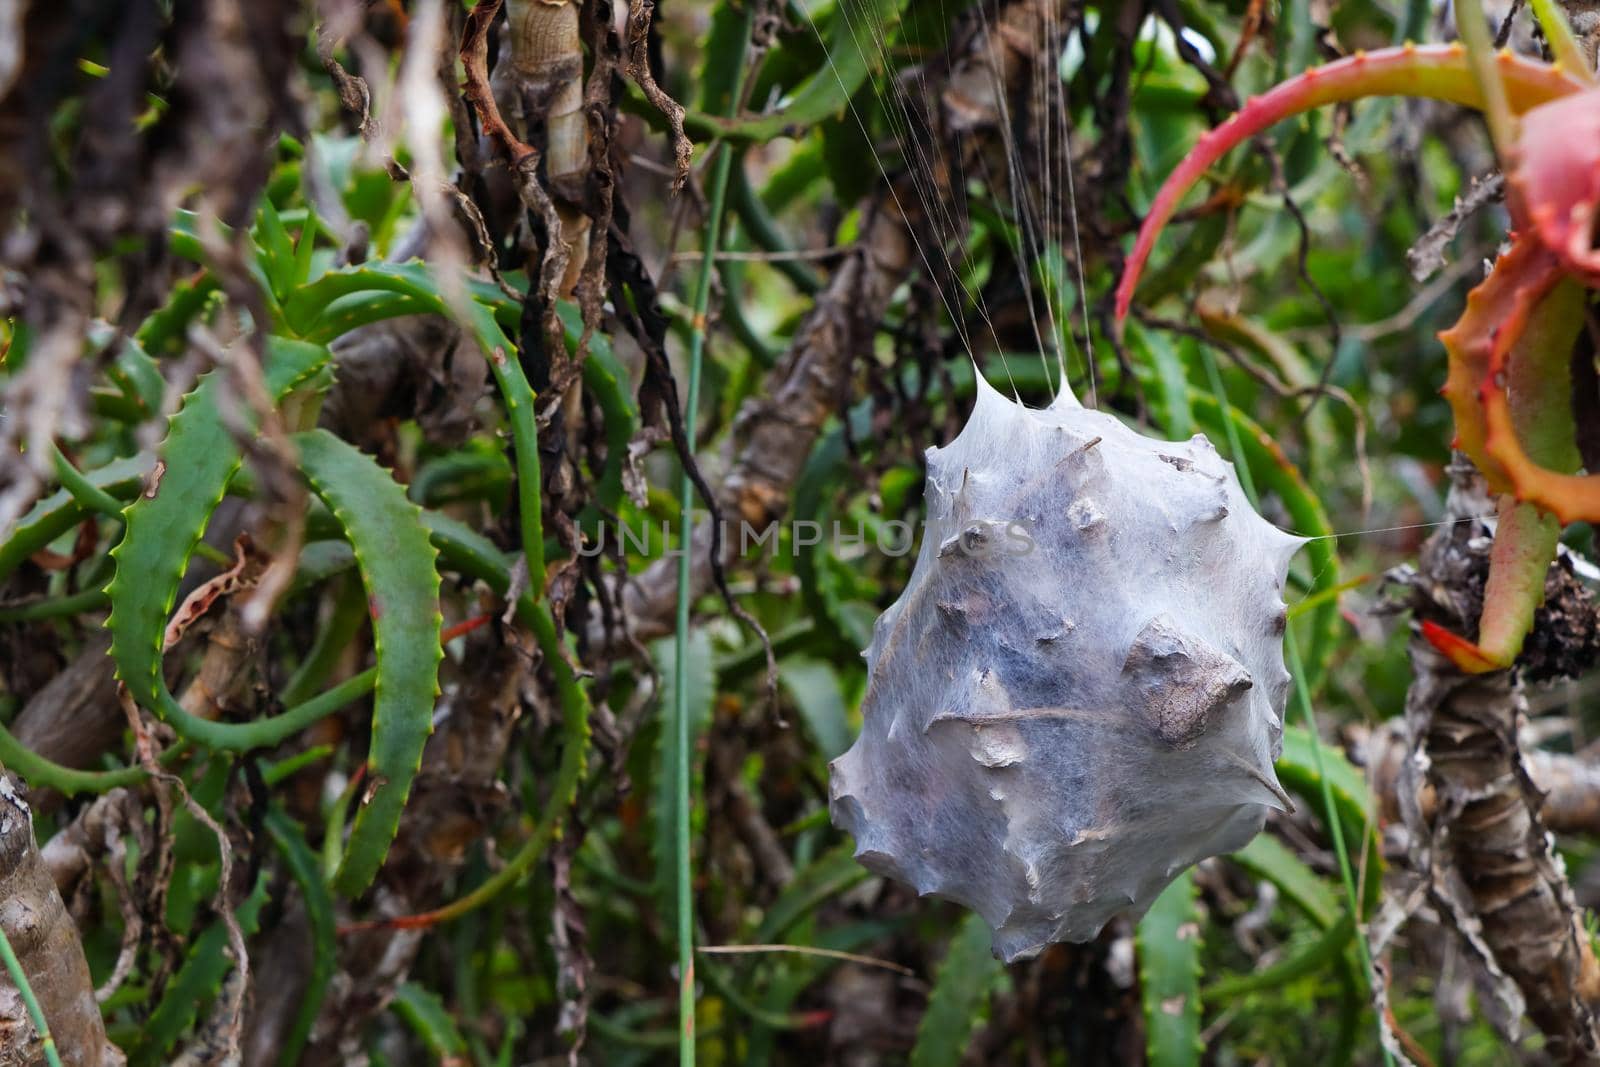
1137 871 1203 1067
910 912 1006 1067
292 428 443 898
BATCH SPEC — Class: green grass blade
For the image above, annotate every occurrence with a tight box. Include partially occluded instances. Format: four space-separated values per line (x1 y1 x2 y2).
0 924 64 1067
672 13 755 1058
652 632 715 925
265 809 337 1067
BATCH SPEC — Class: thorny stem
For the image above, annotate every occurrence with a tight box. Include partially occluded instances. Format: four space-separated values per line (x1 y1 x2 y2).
1198 345 1394 1067
674 13 755 1061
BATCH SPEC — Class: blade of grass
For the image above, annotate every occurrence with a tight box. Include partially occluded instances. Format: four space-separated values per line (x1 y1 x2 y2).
1196 345 1391 1065
0 925 64 1067
674 12 754 1063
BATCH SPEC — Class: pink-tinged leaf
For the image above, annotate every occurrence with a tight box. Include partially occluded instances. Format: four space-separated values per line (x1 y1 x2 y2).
1508 90 1600 285
1115 44 1586 323
1476 497 1562 668
1437 233 1563 492
1432 252 1585 672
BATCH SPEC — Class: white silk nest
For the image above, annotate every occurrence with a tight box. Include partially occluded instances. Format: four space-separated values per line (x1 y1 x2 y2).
829 378 1303 961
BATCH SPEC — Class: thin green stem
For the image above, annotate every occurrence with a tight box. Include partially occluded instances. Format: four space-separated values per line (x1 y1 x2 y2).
0 925 64 1067
0 587 110 623
674 20 754 1064
1454 0 1517 153
1197 346 1392 1066
0 720 166 795
1529 0 1596 78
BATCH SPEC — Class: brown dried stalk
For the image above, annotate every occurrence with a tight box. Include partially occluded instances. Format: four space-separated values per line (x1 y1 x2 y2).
1355 721 1600 836
1397 462 1600 1063
459 0 570 363
507 0 589 287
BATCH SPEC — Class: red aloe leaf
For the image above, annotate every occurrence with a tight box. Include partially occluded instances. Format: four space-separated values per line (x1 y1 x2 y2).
1428 247 1586 672
1480 262 1600 525
1421 619 1505 673
1437 233 1562 492
1115 44 1585 323
1507 89 1600 285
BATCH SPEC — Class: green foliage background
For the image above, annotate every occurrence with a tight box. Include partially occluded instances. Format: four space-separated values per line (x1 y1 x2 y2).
0 0 1584 1063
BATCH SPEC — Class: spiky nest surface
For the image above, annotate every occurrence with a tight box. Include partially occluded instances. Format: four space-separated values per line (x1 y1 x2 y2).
829 380 1303 961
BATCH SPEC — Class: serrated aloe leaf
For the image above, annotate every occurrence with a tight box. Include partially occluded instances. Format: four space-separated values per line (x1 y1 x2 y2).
292 429 442 898
1218 837 1364 1003
1203 913 1356 1001
753 843 871 944
134 271 221 355
1114 44 1585 321
256 198 297 302
106 337 333 752
1232 833 1341 928
0 454 151 584
281 260 546 596
1136 871 1203 1067
778 658 853 760
910 912 1007 1067
303 291 437 340
107 338 164 416
391 983 470 1059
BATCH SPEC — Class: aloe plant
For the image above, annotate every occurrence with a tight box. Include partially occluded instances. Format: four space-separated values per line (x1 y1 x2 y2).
1117 11 1600 673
